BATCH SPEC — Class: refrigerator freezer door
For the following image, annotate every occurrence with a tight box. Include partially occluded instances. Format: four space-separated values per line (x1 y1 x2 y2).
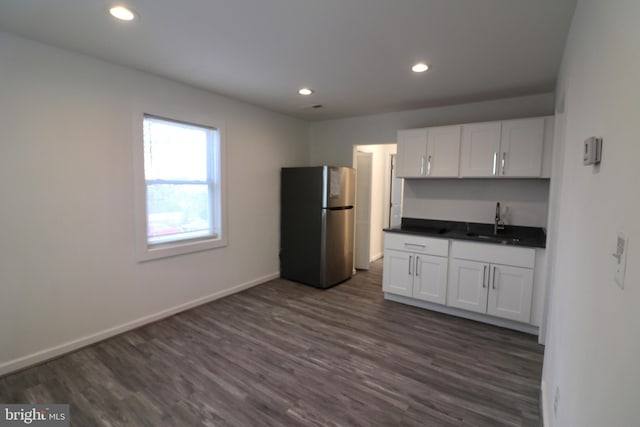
323 166 356 208
321 207 354 287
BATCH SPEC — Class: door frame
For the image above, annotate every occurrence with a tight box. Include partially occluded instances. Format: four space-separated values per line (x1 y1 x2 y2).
354 151 373 270
388 153 403 228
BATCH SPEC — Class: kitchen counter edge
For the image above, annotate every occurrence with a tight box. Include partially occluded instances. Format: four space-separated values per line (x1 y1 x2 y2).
383 220 546 249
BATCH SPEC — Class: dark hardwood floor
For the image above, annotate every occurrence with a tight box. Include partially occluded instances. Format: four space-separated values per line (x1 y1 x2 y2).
0 260 544 426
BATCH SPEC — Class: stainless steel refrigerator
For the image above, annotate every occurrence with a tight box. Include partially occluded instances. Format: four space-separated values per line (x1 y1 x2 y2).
280 166 355 288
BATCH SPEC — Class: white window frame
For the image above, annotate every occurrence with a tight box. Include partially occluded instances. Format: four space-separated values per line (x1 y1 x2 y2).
133 110 227 261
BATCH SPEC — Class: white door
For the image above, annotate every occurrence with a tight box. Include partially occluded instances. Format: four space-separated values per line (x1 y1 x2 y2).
382 249 414 297
447 258 489 313
355 151 373 270
389 154 403 228
459 121 502 177
413 254 448 304
426 125 461 177
396 128 427 177
500 117 545 177
487 264 534 323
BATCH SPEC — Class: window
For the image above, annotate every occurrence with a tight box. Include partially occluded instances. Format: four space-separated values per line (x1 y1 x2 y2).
135 114 225 260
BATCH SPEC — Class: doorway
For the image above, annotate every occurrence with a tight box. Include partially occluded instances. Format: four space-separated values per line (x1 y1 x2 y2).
353 144 398 270
355 151 373 270
389 154 404 228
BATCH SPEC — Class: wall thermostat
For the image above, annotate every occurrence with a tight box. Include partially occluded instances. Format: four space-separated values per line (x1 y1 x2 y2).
583 137 602 165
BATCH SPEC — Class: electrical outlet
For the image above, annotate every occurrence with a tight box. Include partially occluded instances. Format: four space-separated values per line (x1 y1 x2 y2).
553 386 560 417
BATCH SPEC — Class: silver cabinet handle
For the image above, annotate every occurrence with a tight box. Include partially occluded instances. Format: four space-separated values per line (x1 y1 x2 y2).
409 255 413 276
492 152 497 175
482 265 487 288
416 256 420 276
427 155 432 176
492 265 497 289
404 243 426 249
501 152 506 175
420 156 425 176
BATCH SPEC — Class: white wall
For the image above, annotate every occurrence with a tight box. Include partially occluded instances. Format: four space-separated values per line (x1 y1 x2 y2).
541 1 640 426
354 144 396 261
404 179 550 227
309 93 555 167
0 33 308 375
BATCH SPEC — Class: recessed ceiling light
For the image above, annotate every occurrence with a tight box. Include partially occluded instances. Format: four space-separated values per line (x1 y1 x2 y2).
109 6 136 21
411 63 430 73
298 88 314 96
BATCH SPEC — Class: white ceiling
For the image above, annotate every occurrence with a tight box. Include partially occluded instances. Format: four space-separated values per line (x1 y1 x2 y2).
0 0 576 121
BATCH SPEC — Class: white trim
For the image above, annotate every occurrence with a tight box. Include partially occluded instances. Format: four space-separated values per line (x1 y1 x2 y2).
0 272 278 377
370 252 384 262
541 379 550 427
132 109 228 262
384 292 539 335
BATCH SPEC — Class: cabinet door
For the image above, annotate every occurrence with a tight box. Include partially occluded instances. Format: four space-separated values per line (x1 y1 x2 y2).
487 264 534 323
413 254 448 304
426 125 461 177
459 121 502 177
500 117 544 177
382 249 414 297
397 128 427 177
447 259 489 313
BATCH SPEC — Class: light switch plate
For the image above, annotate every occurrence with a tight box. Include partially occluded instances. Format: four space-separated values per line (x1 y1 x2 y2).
614 232 628 289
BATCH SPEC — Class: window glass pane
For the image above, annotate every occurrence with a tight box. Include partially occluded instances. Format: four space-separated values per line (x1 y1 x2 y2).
144 118 209 181
147 183 214 244
140 114 222 255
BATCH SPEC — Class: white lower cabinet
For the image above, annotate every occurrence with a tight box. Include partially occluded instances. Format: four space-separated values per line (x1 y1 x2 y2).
413 254 448 304
447 241 535 323
447 259 488 314
383 233 537 329
383 249 413 297
448 259 534 323
383 234 449 304
487 264 533 322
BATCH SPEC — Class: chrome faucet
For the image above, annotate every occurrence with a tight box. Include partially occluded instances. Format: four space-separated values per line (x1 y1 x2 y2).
494 202 505 234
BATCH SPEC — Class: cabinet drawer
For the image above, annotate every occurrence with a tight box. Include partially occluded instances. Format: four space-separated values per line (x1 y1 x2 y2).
384 232 449 257
451 240 534 268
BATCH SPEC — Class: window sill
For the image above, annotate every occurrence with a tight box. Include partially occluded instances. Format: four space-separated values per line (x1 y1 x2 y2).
137 235 227 262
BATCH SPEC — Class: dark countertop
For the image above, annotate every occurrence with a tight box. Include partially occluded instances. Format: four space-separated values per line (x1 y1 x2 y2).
384 218 546 249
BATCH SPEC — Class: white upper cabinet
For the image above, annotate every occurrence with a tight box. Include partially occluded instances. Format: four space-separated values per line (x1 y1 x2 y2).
459 121 502 177
500 117 545 177
397 125 461 178
459 117 547 178
396 128 427 178
426 125 461 177
398 116 553 179
540 116 555 178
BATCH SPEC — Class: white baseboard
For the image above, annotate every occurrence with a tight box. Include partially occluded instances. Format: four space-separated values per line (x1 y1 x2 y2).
0 272 279 377
370 252 383 262
541 379 550 427
384 293 539 335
